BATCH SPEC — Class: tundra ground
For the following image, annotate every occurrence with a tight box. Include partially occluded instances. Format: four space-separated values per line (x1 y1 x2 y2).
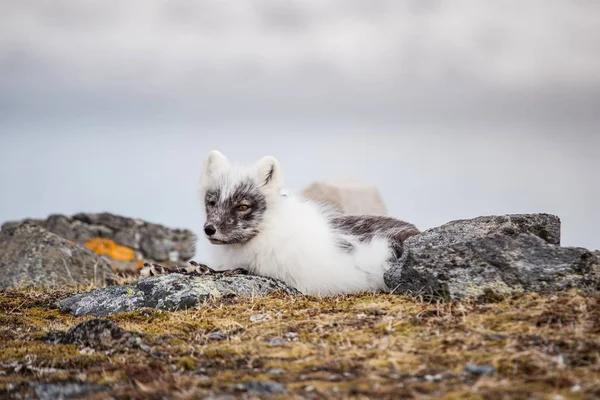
0 287 599 399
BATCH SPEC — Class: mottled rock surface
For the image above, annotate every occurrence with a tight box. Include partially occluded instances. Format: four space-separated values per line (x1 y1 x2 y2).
44 319 146 351
388 233 599 300
0 223 114 290
57 273 301 317
401 213 562 249
384 213 599 300
301 178 388 216
31 382 109 400
2 212 197 273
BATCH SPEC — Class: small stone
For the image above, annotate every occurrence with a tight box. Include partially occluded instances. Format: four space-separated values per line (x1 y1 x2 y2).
304 385 316 392
268 337 285 346
464 364 497 376
483 333 506 341
30 382 108 400
267 368 286 375
208 331 227 341
424 374 442 382
570 385 582 392
250 313 272 323
234 381 286 394
283 332 298 340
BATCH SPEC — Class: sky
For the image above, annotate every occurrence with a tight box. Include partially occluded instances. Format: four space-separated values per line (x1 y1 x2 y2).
1 1 599 259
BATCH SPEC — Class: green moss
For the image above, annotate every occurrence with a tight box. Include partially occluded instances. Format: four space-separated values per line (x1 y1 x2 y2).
176 356 199 371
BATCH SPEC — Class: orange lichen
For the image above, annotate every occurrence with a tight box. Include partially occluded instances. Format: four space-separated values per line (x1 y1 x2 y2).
85 238 135 261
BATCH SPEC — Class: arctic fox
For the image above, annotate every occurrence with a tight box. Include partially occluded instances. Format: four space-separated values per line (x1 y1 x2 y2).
199 150 419 296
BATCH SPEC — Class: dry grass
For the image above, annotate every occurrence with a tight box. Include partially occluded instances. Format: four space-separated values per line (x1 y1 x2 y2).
0 287 599 399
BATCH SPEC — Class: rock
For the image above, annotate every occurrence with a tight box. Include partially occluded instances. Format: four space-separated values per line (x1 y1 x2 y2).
267 368 286 375
2 212 197 274
301 178 387 216
283 332 298 341
234 381 287 395
268 337 285 346
464 364 497 376
44 319 146 351
56 273 300 317
386 232 599 301
250 313 272 323
384 213 565 296
30 382 108 400
208 331 227 341
401 213 562 249
0 223 114 290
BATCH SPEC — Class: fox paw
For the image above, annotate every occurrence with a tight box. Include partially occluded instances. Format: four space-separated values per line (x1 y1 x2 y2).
140 260 217 278
140 263 170 277
139 261 248 278
221 268 250 276
187 260 217 275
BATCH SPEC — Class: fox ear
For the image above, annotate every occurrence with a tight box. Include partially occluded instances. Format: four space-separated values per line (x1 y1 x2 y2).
201 150 230 189
255 155 283 192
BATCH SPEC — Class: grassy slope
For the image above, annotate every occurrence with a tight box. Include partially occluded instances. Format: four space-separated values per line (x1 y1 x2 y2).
0 287 599 399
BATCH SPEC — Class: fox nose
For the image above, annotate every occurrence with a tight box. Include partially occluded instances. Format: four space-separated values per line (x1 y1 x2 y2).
204 224 217 236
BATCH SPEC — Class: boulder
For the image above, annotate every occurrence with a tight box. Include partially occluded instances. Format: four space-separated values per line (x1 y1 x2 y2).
0 223 114 290
2 212 197 274
384 213 599 300
301 178 387 216
399 213 562 249
56 273 301 317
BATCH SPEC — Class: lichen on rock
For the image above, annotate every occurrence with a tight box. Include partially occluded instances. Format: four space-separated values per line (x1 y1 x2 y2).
384 213 599 301
2 212 197 274
56 273 301 317
0 222 115 290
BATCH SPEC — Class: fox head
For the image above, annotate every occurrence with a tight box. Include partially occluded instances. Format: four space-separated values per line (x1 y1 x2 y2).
199 150 283 245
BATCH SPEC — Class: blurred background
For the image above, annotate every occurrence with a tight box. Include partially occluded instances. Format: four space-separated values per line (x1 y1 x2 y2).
1 0 599 261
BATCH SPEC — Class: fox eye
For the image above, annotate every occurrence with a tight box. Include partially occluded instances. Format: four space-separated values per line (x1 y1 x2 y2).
207 200 216 207
236 204 250 212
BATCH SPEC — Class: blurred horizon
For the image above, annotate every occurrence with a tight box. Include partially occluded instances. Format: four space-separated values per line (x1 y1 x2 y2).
1 1 599 259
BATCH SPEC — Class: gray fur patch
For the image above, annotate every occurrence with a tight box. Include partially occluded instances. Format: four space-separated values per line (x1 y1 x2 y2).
335 238 355 253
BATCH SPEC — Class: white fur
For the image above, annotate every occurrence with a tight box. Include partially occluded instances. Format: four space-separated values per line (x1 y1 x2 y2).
201 151 395 296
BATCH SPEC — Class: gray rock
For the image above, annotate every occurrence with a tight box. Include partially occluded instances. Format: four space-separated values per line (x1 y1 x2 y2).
267 368 286 375
386 232 599 301
403 213 562 249
30 382 108 400
208 331 227 341
464 364 497 376
56 273 300 317
0 223 114 290
44 319 146 350
268 337 285 346
384 213 564 295
234 381 287 394
2 212 197 273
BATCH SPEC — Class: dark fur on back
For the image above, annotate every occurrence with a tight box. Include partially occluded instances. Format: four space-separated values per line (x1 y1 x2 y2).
331 215 420 260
